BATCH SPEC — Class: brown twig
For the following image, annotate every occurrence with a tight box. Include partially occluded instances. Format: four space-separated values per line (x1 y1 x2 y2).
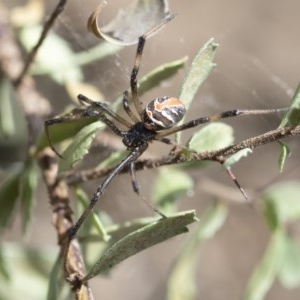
65 125 300 186
37 149 93 299
14 0 68 86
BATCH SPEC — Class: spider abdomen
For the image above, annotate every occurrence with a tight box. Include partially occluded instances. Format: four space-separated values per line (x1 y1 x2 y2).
142 96 186 131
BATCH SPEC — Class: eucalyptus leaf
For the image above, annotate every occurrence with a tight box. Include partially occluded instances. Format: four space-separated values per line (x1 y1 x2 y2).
0 247 10 280
19 26 83 83
96 150 128 170
0 173 21 229
223 148 252 169
244 228 286 300
167 202 228 300
75 188 110 242
88 0 171 45
138 56 188 95
0 76 15 136
278 234 300 289
151 168 194 213
47 254 65 300
20 159 38 234
279 82 300 128
278 141 290 173
112 56 187 111
59 121 104 172
84 210 197 279
0 244 57 300
262 181 300 230
185 122 234 154
176 38 218 142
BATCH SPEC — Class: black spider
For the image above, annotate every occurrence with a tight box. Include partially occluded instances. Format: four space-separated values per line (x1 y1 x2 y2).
45 16 285 240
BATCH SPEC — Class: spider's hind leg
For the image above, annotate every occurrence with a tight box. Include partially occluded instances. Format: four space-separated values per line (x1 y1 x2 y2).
129 161 167 219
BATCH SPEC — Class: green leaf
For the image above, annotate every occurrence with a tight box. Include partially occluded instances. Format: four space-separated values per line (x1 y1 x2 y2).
32 42 122 77
185 122 234 154
19 25 82 84
112 56 187 111
47 254 65 300
223 148 252 169
176 38 218 142
0 174 21 229
278 141 290 172
167 202 228 300
96 150 128 170
138 56 188 95
278 234 300 289
20 159 38 234
151 168 194 213
262 181 300 230
88 0 171 45
84 210 197 279
0 76 15 137
244 228 286 300
0 243 57 300
279 82 300 128
59 121 104 172
0 246 10 280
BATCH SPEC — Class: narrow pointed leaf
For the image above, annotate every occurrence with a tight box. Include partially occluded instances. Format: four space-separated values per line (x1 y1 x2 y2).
167 202 228 300
47 254 65 300
277 141 290 172
185 122 234 154
223 148 252 169
138 57 188 95
0 76 15 136
59 121 104 172
84 210 197 279
20 159 38 234
279 82 300 128
278 234 300 289
75 188 110 242
0 173 21 229
152 168 194 212
244 228 286 300
262 181 300 230
176 38 218 142
19 25 82 83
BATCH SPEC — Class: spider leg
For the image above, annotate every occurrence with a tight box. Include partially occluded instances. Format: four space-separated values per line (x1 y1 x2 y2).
68 145 148 240
130 15 176 118
45 110 97 158
45 100 128 158
122 90 140 123
129 161 167 218
156 107 288 138
78 94 132 128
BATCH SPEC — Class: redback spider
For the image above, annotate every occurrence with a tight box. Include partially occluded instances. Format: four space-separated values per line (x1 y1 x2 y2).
45 15 286 240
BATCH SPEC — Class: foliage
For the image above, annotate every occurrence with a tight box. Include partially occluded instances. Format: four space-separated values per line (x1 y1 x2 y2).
1 1 300 300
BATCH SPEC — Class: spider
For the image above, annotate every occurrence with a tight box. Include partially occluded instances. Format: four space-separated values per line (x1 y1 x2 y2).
45 16 286 241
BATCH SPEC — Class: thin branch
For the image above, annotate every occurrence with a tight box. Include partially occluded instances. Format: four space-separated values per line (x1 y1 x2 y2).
65 125 300 186
14 0 68 86
37 149 93 299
